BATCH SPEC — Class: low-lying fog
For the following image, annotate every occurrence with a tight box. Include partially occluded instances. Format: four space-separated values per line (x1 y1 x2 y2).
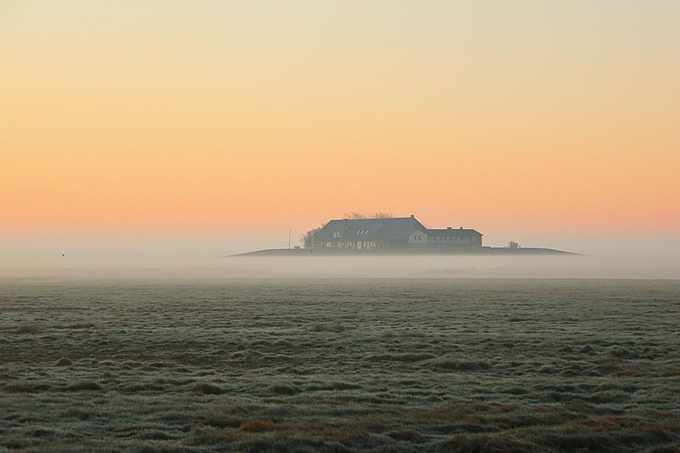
1 252 678 280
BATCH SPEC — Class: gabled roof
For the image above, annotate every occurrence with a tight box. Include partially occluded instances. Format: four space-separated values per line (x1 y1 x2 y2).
316 216 427 242
427 228 483 236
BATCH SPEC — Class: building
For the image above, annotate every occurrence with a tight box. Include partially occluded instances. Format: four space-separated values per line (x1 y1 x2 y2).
424 227 482 248
314 215 482 250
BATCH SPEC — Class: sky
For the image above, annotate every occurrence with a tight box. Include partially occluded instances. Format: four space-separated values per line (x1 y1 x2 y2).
1 1 679 256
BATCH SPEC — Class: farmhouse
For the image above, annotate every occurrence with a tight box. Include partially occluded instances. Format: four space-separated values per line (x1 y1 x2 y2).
314 215 482 250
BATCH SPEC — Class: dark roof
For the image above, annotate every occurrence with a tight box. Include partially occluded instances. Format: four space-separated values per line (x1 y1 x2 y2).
316 217 427 242
427 228 483 236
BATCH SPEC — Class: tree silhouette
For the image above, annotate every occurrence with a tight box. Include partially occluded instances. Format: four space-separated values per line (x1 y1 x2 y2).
301 226 324 248
343 211 393 219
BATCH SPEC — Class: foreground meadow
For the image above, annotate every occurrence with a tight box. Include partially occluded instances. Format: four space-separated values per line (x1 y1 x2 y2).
1 278 679 452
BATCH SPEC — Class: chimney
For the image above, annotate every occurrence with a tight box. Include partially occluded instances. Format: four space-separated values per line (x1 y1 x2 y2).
410 214 415 218
447 227 452 230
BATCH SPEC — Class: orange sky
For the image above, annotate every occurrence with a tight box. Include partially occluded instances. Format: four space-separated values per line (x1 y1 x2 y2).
1 2 679 249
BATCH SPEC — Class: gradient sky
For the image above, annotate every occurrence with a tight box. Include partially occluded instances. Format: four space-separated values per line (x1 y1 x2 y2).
2 1 679 253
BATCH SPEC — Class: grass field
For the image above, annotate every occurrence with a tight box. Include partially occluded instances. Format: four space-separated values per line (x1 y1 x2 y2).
1 278 679 452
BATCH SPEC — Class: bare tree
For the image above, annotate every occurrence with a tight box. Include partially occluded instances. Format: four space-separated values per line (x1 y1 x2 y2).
343 211 393 219
301 225 324 248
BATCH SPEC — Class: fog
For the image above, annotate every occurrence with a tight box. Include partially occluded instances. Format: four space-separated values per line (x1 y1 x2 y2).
1 247 678 281
1 232 678 280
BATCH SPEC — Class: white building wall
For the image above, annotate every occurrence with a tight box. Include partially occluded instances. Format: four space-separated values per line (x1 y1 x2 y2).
408 230 428 245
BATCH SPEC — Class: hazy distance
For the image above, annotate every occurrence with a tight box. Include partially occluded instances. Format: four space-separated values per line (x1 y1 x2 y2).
1 233 678 280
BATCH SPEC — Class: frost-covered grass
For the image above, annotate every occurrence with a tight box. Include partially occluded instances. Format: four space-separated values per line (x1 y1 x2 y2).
1 278 679 452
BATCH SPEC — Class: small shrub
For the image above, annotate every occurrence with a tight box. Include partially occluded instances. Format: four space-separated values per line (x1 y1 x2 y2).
2 383 39 393
591 362 621 375
431 361 492 372
538 433 616 452
240 419 274 432
386 429 426 443
642 445 680 453
587 391 625 404
122 361 143 369
610 347 638 359
55 322 97 329
437 433 537 452
191 383 224 395
16 323 49 334
54 357 72 367
25 427 57 438
67 381 102 391
310 323 347 333
191 427 240 445
663 367 680 377
62 407 91 420
330 382 362 391
123 383 166 393
268 384 300 396
203 417 242 428
137 430 176 440
217 402 248 414
353 418 386 433
366 353 436 362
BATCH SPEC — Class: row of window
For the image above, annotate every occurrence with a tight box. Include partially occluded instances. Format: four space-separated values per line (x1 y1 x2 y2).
324 241 377 248
333 229 377 238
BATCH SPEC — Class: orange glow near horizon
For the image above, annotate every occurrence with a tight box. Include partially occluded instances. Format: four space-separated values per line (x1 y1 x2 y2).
1 2 679 242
